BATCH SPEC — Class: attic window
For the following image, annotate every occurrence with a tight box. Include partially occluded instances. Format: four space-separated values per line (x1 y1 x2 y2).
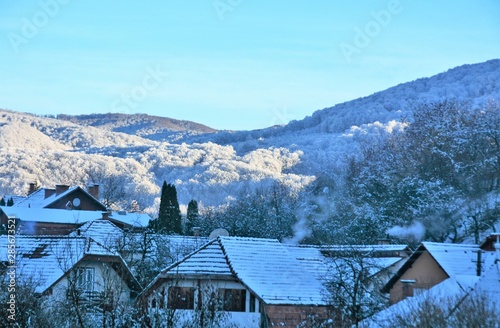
219 289 246 312
23 244 49 259
401 279 416 298
168 287 195 310
75 267 95 292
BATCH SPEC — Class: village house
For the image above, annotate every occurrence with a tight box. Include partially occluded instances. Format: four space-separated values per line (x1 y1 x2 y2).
0 235 142 311
139 237 411 327
381 239 499 304
7 183 106 211
0 206 151 235
140 236 331 328
360 236 500 327
68 219 209 280
0 183 152 235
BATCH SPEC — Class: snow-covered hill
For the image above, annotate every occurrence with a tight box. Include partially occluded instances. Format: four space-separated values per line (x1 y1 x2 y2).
1 59 499 216
57 113 217 142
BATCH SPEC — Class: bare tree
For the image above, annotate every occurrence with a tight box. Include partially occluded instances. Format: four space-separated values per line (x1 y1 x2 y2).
323 247 391 327
86 167 128 210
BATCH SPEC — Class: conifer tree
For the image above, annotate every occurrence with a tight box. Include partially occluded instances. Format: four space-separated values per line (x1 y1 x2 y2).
0 198 5 206
156 181 182 234
186 199 199 235
7 198 14 206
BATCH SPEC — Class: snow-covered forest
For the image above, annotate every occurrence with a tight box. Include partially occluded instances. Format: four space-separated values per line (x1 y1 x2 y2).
1 59 499 245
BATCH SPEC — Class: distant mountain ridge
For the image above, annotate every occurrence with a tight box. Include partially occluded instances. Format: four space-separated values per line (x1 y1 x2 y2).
207 59 500 145
57 112 217 141
1 59 499 215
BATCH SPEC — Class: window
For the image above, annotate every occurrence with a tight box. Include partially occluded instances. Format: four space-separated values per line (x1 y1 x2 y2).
219 289 246 312
75 267 95 292
249 293 256 312
168 287 195 310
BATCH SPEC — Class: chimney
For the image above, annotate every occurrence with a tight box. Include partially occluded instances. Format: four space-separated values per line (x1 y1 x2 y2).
28 182 36 195
55 184 69 195
377 238 391 245
44 189 56 199
102 209 113 220
88 184 99 199
193 227 201 237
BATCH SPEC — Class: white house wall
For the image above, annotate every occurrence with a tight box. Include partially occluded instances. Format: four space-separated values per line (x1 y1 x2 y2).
49 260 133 306
147 278 261 328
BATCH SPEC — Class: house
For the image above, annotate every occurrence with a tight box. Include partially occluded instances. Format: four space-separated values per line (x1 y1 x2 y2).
360 241 500 328
10 184 106 211
68 219 208 278
380 241 498 304
139 236 330 328
0 183 152 235
0 235 142 310
0 206 151 235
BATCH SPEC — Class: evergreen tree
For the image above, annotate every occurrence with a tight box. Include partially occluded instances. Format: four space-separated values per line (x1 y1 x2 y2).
156 181 182 234
186 199 199 235
0 198 5 206
7 198 14 206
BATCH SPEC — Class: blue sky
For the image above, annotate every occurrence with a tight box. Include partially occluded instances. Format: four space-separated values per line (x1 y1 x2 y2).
1 1 499 130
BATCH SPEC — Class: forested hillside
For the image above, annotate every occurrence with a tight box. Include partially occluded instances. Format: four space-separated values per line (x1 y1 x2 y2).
1 59 499 245
57 113 217 142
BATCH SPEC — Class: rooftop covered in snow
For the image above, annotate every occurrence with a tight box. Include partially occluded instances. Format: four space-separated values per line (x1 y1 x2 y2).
0 235 140 294
0 206 151 228
145 236 328 306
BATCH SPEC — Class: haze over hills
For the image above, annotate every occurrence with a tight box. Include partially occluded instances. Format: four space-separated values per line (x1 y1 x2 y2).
1 59 499 217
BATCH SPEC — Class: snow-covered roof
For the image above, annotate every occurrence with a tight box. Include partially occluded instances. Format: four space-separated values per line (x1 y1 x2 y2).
106 210 151 228
422 242 482 277
11 187 84 208
150 236 327 306
0 206 151 228
2 206 104 224
284 244 410 281
68 220 124 247
284 244 328 279
221 237 327 305
165 238 233 276
319 244 410 253
0 235 120 293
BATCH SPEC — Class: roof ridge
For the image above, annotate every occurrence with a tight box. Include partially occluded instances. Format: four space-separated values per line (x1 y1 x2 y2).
423 242 479 247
